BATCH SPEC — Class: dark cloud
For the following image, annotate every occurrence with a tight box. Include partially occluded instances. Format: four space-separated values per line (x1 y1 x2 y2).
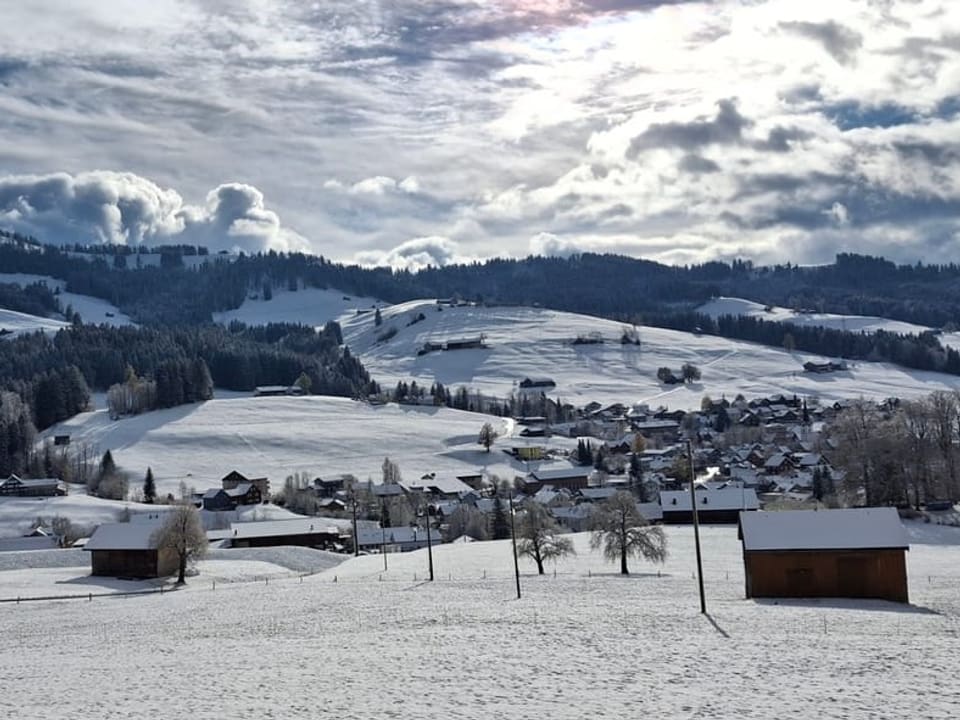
828 101 918 131
628 99 749 157
754 126 812 153
779 20 863 65
678 154 720 174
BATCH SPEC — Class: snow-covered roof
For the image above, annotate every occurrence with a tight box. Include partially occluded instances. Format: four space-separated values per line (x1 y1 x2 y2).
660 487 760 511
0 536 59 552
229 518 349 539
739 508 909 552
357 525 426 546
402 476 472 496
530 466 590 481
85 521 162 551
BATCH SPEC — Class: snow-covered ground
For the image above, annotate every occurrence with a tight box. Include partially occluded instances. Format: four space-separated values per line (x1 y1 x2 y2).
0 272 134 327
338 299 960 408
36 396 530 498
0 306 69 336
213 286 381 327
0 521 957 719
697 296 936 336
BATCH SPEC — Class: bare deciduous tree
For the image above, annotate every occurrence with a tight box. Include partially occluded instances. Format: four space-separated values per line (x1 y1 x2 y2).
478 422 497 452
590 491 666 575
152 504 207 584
517 503 575 574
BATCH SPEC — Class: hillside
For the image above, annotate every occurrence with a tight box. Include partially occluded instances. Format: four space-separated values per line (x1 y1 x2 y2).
0 272 134 327
336 299 960 408
697 297 934 336
1 521 958 718
38 395 536 497
212 286 381 327
0 306 69 336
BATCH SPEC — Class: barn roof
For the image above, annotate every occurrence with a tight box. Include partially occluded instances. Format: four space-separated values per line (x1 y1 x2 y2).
228 518 349 539
739 508 909 552
661 487 760 511
84 521 162 551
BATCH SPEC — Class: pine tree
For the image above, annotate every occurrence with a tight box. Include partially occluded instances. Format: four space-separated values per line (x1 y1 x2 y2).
491 494 511 540
374 307 382 326
143 467 157 504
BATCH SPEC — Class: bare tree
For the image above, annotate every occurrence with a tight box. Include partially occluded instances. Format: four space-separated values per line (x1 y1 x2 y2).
517 503 575 574
478 422 497 453
590 491 666 575
152 504 207 584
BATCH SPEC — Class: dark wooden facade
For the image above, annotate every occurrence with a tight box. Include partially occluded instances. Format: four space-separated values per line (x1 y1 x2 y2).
662 508 744 524
743 548 909 603
90 548 178 579
231 531 341 550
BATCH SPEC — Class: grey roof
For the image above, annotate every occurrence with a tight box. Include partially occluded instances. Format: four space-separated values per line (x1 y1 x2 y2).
739 508 909 552
85 521 162 551
661 487 760 511
228 518 349 539
530 467 590 481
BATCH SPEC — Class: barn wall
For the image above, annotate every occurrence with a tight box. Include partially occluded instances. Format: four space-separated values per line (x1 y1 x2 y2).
231 533 340 549
744 549 908 603
91 550 158 578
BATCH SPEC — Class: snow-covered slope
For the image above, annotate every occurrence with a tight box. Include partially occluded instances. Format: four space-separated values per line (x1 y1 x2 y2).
1 522 958 719
338 299 960 409
213 286 382 327
697 296 934 336
0 307 69 336
0 272 134 327
37 396 533 498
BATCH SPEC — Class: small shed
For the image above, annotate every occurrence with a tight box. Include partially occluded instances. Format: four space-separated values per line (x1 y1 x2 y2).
738 508 910 603
84 522 178 579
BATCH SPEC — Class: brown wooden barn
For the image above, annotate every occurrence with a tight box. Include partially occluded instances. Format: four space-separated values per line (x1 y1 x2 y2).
84 522 178 579
738 508 910 603
228 518 349 549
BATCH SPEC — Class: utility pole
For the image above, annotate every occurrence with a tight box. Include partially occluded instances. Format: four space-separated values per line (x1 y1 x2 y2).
509 493 522 600
381 525 388 571
688 440 706 614
352 494 359 557
424 499 434 582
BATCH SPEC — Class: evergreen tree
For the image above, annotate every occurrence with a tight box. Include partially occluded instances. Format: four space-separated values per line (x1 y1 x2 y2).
490 494 511 540
374 307 382 326
143 467 157 504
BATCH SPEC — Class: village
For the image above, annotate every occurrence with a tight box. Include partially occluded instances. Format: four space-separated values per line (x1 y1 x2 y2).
4 382 958 608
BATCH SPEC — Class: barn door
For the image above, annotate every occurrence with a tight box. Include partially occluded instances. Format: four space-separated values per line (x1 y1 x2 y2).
837 556 869 597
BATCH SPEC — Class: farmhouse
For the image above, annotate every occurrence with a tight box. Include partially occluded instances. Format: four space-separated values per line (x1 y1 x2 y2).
524 466 591 492
228 518 349 549
660 487 760 524
84 521 177 579
0 475 66 497
356 525 433 553
519 377 556 390
253 385 305 397
221 471 270 499
738 507 910 603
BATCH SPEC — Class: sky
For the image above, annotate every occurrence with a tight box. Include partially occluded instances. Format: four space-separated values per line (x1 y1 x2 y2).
0 0 959 268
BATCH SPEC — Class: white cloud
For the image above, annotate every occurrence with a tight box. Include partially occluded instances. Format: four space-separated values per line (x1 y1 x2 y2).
0 171 307 253
355 236 467 271
0 1 958 265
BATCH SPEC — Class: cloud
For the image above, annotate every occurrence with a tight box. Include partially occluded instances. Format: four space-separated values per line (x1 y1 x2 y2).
355 236 465 271
0 171 307 253
529 232 582 258
779 20 863 65
628 100 749 156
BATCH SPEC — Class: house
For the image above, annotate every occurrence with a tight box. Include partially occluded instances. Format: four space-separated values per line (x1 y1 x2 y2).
660 487 760 524
803 361 847 374
524 466 591 492
763 453 794 474
221 471 270 499
53 434 71 446
201 488 235 511
445 337 485 351
253 385 305 397
84 521 177 578
0 535 60 552
632 420 680 443
738 508 909 603
224 482 261 506
0 475 66 497
357 525 433 552
228 518 350 549
401 475 473 499
551 505 593 532
519 377 556 390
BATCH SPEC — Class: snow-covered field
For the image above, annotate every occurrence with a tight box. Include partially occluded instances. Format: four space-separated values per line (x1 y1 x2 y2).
213 286 381 327
37 396 531 498
0 306 69 336
0 272 134 327
697 296 936 336
1 521 957 719
338 299 960 409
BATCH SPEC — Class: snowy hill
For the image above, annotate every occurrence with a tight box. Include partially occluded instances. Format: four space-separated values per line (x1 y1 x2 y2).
2 521 958 718
0 272 134 327
0 307 69 337
213 286 382 327
37 395 538 498
697 296 935 336
337 299 960 409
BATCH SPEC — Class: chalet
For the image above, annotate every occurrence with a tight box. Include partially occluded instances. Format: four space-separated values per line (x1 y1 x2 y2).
228 518 349 549
519 377 556 390
313 475 348 498
224 482 261 506
253 385 305 397
738 508 909 603
84 521 177 579
201 488 235 511
221 471 270 499
524 466 591 492
763 453 794 474
53 434 71 446
660 487 760 524
445 337 485 351
803 361 847 374
0 475 66 497
632 420 680 443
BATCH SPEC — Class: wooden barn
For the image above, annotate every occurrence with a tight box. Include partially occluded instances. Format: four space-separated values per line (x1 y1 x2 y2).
228 518 349 549
84 522 178 579
660 487 759 524
738 508 910 603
